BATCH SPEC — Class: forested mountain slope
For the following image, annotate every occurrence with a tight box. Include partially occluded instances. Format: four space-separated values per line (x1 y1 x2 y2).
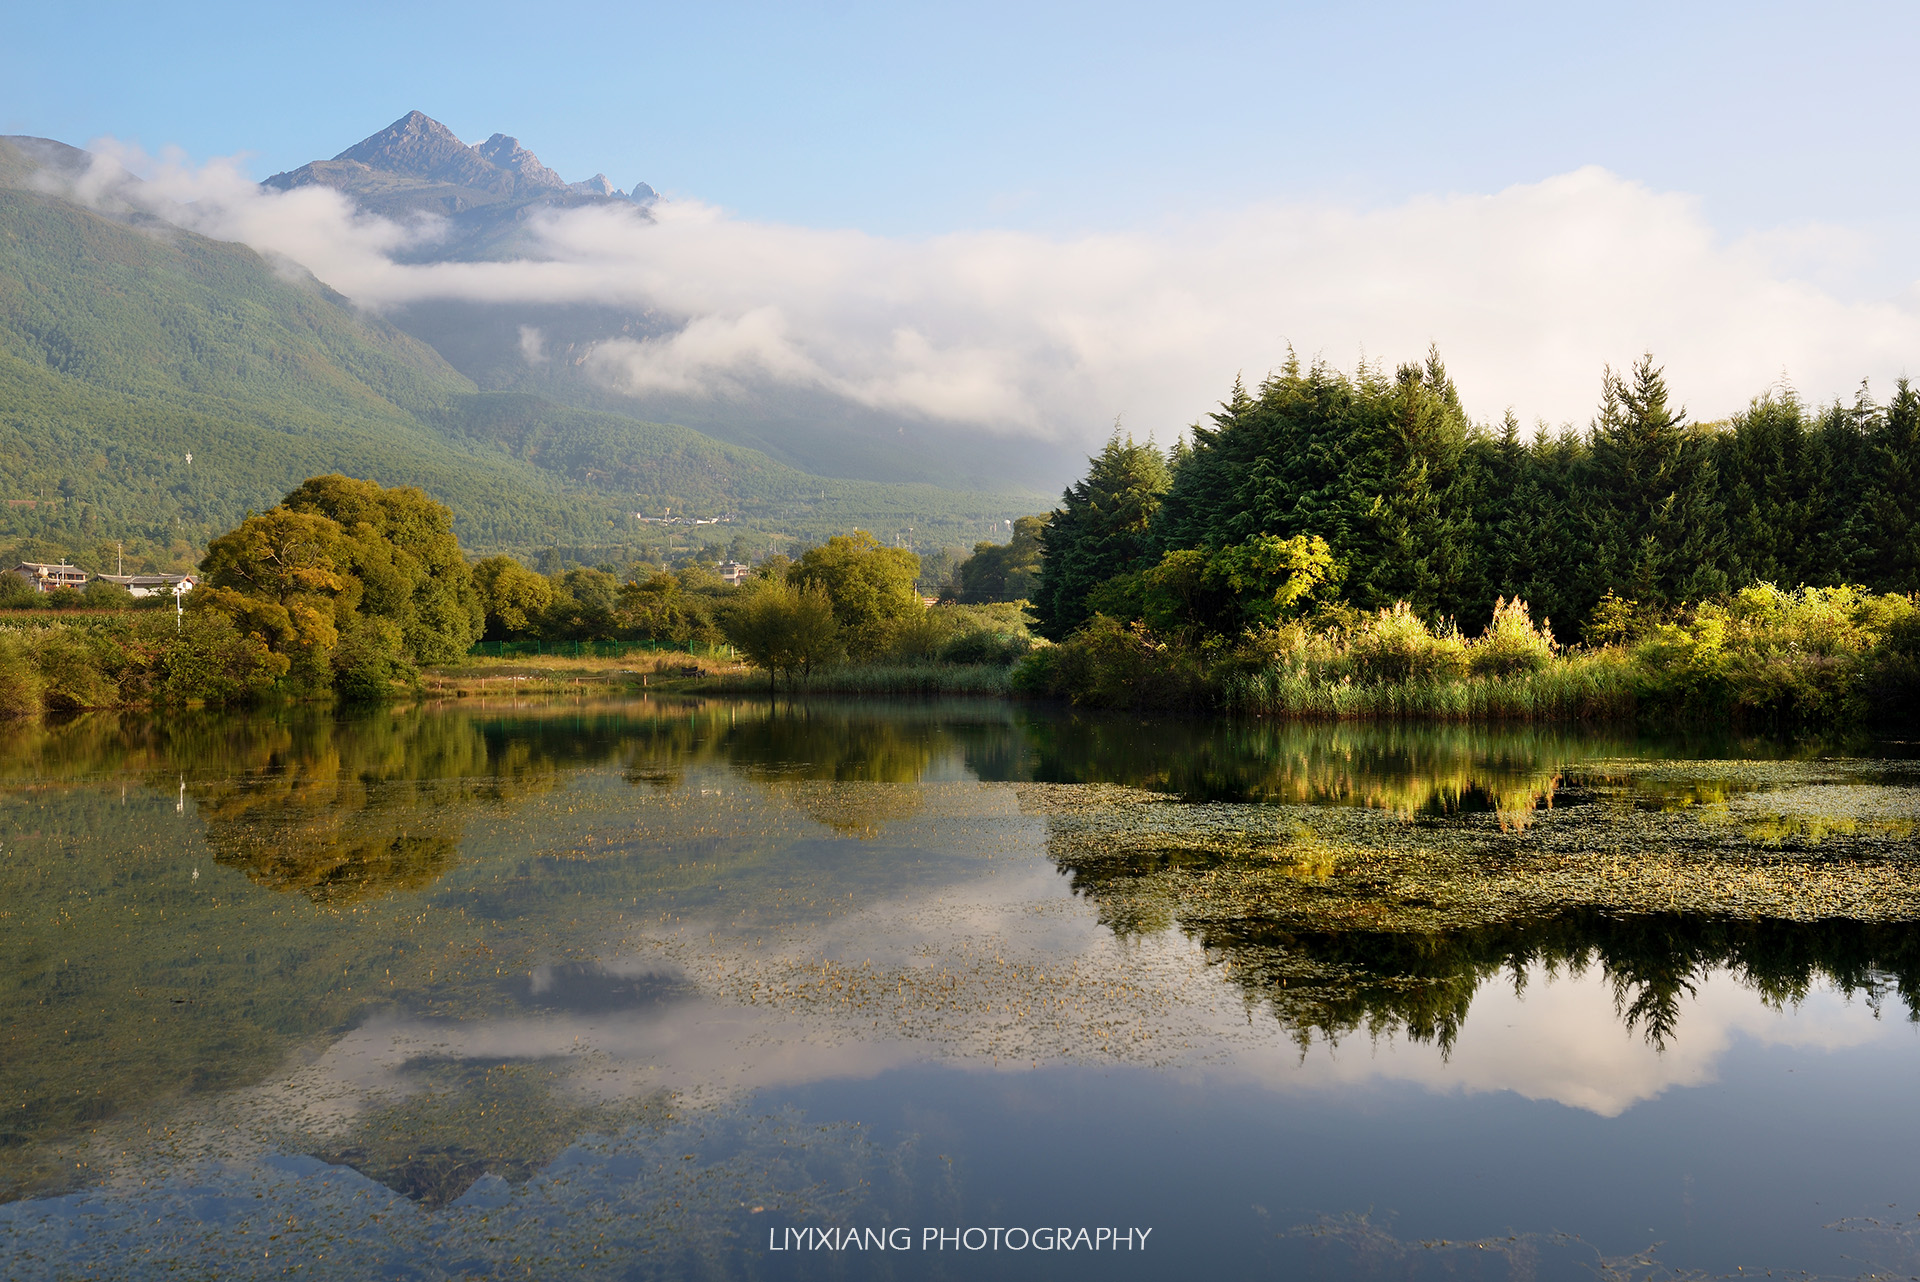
0 138 1031 570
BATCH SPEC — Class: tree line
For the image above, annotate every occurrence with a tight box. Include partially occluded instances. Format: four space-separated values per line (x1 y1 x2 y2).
999 351 1920 723
0 481 1032 715
1025 351 1920 643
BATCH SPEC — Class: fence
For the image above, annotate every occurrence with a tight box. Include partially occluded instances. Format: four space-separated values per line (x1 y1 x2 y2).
468 638 736 660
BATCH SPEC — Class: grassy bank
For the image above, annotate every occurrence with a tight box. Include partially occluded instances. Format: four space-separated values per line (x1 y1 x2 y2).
691 660 1016 698
419 651 747 699
0 618 754 715
1217 649 1639 721
1015 586 1920 729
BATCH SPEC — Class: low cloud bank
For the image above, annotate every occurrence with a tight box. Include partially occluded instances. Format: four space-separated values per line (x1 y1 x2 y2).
59 143 1920 443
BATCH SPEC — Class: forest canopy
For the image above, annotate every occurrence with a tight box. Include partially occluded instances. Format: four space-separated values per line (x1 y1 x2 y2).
1033 351 1920 645
1019 350 1920 725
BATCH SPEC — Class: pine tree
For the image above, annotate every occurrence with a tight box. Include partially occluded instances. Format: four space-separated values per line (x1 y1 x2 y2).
1861 377 1920 591
1030 432 1172 639
1717 391 1812 586
1581 354 1726 610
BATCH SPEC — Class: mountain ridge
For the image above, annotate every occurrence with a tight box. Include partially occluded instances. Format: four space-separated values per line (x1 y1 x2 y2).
262 110 653 223
0 135 1038 571
259 111 1083 493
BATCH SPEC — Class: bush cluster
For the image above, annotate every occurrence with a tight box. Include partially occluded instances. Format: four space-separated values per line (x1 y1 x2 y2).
1014 588 1918 727
0 613 285 716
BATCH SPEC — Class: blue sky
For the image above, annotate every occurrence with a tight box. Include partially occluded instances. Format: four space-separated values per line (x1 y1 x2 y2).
9 0 1917 247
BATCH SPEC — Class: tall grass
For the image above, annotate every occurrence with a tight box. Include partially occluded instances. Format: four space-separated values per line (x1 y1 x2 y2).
1219 649 1637 722
698 661 1016 698
1028 588 1920 727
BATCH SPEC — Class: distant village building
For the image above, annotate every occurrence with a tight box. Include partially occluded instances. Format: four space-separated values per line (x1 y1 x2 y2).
718 561 752 586
95 572 197 599
9 562 89 593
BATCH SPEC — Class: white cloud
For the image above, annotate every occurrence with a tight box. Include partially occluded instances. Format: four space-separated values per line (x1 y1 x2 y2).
59 144 1920 444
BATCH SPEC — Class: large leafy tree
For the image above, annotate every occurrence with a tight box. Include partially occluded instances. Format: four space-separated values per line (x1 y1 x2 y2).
787 531 922 659
196 475 481 692
280 475 484 664
196 508 354 682
725 579 842 687
472 555 555 639
950 515 1047 603
1031 433 1172 640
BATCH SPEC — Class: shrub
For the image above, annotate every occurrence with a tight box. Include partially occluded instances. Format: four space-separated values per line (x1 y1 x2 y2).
0 634 41 717
939 628 1030 666
156 613 287 704
333 615 413 703
1630 585 1920 726
33 629 119 709
0 575 39 609
1468 597 1557 678
886 610 959 661
1019 615 1208 709
82 579 133 609
1345 602 1467 683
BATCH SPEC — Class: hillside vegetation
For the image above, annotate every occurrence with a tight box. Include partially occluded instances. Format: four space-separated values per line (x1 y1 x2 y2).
0 140 1032 572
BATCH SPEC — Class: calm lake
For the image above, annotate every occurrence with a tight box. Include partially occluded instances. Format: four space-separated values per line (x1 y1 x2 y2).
3 698 1919 1280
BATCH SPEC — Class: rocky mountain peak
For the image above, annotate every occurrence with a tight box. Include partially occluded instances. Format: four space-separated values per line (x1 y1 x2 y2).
263 112 656 227
331 110 507 191
474 133 567 192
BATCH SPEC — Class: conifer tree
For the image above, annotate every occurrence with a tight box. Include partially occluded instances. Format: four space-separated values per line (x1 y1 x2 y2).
1581 354 1725 610
1338 350 1473 617
1152 373 1259 553
1030 432 1172 639
1861 377 1920 591
1803 384 1879 585
1717 392 1813 587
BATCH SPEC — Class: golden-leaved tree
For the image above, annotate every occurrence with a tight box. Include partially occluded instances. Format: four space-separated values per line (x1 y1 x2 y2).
195 475 483 697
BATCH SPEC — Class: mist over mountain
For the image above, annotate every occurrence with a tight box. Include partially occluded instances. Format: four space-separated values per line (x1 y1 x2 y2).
0 133 1038 569
258 112 1085 491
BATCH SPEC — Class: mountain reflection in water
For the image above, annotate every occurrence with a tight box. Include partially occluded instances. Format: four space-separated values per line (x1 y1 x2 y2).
3 699 1918 1278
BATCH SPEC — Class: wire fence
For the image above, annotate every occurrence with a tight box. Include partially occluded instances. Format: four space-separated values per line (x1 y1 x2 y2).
468 639 736 660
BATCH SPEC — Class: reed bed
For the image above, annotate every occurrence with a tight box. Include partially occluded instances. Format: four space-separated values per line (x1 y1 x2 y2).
696 661 1016 698
1219 650 1638 722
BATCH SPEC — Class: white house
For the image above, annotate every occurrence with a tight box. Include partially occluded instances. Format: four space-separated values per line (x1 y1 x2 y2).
94 572 197 599
9 562 89 593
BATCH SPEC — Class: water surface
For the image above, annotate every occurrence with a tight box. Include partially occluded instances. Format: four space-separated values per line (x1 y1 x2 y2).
3 699 1918 1279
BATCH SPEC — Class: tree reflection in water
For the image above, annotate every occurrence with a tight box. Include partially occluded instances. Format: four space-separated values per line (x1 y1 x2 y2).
3 698 1916 1216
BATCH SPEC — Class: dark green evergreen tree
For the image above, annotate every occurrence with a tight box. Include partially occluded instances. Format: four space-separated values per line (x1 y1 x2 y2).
1030 433 1172 639
1716 391 1814 587
1337 350 1474 617
1861 377 1920 591
1802 383 1879 585
1581 354 1726 610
